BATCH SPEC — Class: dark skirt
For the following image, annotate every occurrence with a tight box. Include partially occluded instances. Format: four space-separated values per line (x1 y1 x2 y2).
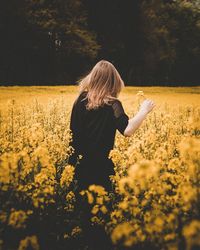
74 155 115 192
72 155 115 249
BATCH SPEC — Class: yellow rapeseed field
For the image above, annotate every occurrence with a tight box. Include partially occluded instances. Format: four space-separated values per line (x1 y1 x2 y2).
0 86 199 250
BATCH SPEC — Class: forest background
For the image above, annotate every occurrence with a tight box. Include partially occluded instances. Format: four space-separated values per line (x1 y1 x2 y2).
0 0 199 86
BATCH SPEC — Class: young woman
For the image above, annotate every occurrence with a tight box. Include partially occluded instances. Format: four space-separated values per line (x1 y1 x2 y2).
68 60 155 193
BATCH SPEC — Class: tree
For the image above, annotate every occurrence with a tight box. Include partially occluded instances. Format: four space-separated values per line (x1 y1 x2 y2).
0 0 199 85
0 0 100 84
167 0 200 84
84 0 200 85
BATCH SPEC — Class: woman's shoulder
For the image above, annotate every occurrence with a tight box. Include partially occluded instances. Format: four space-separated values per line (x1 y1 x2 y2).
110 98 123 108
78 91 88 100
109 98 125 118
74 91 88 104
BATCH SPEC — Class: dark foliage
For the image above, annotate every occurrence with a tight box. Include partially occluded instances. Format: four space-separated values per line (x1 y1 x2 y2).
0 0 199 86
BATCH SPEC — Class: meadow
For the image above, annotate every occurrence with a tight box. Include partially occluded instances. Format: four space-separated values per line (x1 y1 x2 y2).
0 86 199 250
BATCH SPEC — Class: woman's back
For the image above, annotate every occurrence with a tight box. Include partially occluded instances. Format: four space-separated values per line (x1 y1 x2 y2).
68 90 129 191
69 91 129 163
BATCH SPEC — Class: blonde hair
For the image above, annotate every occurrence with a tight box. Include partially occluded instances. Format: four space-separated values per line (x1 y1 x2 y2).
77 60 125 110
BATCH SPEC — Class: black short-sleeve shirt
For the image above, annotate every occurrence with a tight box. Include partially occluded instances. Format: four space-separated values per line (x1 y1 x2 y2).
68 91 129 165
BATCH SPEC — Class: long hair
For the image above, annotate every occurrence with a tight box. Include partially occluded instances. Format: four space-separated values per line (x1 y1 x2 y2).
77 60 125 110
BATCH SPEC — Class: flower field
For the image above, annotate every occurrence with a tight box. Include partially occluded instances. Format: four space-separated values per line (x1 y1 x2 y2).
0 86 199 250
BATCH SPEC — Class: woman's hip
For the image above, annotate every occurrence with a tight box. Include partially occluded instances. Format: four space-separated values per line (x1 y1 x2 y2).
76 156 114 174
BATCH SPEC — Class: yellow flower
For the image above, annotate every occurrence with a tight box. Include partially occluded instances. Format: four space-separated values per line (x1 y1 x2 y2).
88 185 107 196
60 164 75 188
100 205 108 214
18 235 39 250
8 210 29 229
66 191 75 202
183 220 200 250
91 205 99 215
71 226 82 237
111 222 134 245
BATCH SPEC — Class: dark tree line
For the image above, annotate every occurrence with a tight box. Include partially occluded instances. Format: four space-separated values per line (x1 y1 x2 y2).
0 0 199 86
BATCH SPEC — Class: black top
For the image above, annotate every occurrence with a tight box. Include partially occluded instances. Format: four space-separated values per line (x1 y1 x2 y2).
68 91 129 165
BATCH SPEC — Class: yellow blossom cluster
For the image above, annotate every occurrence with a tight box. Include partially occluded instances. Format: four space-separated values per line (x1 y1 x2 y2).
8 209 33 229
0 86 199 250
107 89 200 249
18 235 39 250
60 164 75 188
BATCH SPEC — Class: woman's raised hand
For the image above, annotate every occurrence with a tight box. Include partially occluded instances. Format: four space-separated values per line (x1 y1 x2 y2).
139 99 156 114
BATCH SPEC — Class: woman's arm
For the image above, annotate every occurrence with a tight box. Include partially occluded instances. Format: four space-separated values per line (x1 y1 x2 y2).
123 99 155 137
